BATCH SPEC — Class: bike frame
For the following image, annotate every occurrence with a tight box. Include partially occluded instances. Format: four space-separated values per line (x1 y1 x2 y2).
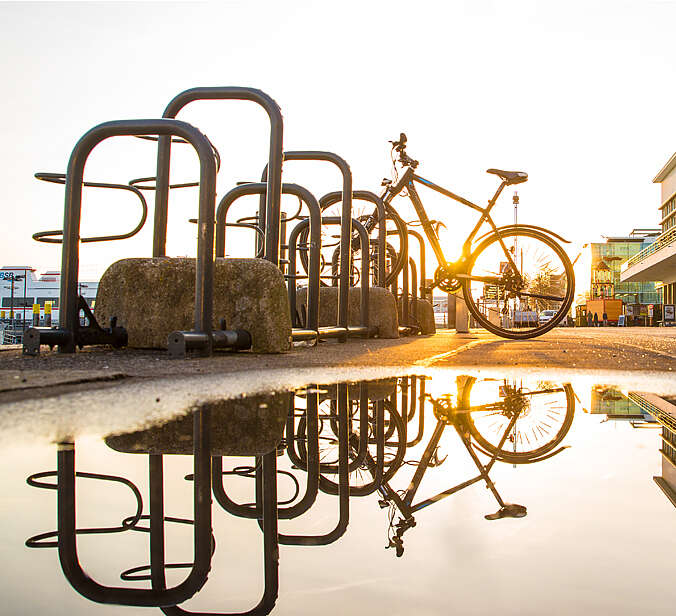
380 166 520 283
377 402 517 520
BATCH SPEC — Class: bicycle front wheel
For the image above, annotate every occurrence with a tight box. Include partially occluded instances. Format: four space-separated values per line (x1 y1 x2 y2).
462 228 575 339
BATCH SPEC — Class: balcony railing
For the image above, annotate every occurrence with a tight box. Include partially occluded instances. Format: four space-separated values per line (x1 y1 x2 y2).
622 226 676 271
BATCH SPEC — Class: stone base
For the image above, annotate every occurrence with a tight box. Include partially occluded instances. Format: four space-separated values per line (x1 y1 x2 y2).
94 257 291 353
399 298 436 335
296 286 399 338
105 392 289 456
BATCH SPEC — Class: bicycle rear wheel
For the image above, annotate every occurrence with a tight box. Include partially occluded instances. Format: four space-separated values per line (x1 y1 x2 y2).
461 228 574 339
462 378 576 463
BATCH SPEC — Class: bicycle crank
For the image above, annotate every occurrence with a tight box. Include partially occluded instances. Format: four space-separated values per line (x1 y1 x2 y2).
433 264 462 293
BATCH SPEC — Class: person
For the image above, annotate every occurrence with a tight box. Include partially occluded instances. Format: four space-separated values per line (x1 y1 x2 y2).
602 311 608 327
587 311 593 327
593 312 599 327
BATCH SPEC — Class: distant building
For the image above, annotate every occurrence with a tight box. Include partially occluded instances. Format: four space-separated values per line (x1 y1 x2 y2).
590 230 661 305
621 152 676 306
627 393 676 509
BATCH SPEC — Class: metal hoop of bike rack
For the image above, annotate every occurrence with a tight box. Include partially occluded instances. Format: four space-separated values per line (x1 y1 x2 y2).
287 217 371 340
319 190 388 288
159 450 279 616
55 409 213 607
23 119 222 357
213 384 350 546
214 182 321 344
260 152 353 341
154 87 284 268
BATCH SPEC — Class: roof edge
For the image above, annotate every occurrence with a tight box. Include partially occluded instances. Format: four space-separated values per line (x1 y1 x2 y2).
654 151 676 183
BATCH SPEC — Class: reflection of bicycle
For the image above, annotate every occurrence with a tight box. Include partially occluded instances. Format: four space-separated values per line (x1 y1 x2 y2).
371 376 575 556
322 134 575 339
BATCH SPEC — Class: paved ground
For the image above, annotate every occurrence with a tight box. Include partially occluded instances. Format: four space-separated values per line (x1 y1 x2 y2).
0 327 674 402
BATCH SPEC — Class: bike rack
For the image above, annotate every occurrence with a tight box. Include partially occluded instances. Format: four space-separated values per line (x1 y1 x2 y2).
54 408 213 606
407 229 428 301
261 152 353 341
154 87 284 267
321 216 370 337
214 182 321 344
319 190 388 287
160 450 279 616
23 119 221 356
213 384 350 546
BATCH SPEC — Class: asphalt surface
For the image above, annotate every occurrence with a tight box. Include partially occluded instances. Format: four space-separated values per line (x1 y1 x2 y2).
0 327 674 403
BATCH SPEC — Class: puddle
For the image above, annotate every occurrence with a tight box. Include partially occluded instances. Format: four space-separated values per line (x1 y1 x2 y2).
2 370 674 615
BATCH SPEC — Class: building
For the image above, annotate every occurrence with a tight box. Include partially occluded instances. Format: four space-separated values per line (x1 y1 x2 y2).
0 265 98 333
590 229 661 305
621 152 676 310
627 393 676 508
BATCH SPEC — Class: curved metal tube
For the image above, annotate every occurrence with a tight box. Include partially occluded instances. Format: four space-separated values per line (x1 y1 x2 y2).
57 119 217 353
155 87 283 266
320 190 387 287
161 451 279 616
261 152 352 339
56 409 213 606
407 229 427 300
32 173 148 244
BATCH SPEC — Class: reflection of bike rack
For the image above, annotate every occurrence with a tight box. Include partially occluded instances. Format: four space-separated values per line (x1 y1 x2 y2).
25 409 214 606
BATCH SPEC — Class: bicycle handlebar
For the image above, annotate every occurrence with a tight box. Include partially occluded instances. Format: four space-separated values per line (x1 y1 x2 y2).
389 132 418 168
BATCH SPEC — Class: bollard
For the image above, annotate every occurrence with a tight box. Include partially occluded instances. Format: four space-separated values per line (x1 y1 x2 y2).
455 293 469 334
32 303 40 327
447 293 456 329
44 301 52 327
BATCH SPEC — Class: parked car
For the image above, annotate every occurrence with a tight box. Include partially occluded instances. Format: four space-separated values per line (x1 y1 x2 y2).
538 309 558 325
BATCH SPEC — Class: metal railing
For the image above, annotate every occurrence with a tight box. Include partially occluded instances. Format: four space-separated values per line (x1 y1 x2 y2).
623 226 676 271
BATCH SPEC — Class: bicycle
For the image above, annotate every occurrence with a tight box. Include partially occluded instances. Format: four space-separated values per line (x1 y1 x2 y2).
366 375 576 556
321 134 575 339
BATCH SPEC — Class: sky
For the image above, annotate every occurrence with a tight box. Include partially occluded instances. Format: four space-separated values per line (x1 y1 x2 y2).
1 0 675 280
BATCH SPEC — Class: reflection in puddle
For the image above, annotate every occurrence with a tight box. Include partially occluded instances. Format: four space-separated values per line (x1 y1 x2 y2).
6 373 676 614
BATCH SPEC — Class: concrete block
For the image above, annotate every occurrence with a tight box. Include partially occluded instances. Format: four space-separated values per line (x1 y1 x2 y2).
94 257 291 353
296 286 399 338
399 298 436 335
105 392 289 456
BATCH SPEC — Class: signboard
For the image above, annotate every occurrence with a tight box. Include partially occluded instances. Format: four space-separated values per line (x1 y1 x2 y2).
0 272 15 280
664 304 675 321
484 284 499 300
648 304 654 318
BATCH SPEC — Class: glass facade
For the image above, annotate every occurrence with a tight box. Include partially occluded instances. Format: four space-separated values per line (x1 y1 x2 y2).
591 232 662 304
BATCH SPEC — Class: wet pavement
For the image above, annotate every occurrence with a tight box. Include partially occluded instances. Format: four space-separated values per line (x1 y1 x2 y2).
1 364 676 615
0 328 674 403
1 329 674 614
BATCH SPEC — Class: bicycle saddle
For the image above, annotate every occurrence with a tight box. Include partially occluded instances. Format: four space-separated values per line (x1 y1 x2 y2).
484 503 527 520
486 168 528 185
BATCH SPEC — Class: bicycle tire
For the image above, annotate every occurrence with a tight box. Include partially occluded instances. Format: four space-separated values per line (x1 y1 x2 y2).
461 228 575 339
464 382 576 463
297 401 407 495
296 201 407 288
